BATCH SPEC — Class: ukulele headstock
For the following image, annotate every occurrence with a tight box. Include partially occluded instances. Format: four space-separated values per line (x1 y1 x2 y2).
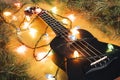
24 6 43 16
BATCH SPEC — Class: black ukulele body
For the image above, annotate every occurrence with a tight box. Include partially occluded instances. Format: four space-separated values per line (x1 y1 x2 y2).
50 29 120 80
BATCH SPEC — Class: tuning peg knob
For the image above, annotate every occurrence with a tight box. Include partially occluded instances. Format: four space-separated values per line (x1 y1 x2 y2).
24 6 42 16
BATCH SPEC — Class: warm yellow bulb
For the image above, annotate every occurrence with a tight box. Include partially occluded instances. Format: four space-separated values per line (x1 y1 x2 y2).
51 7 58 14
36 52 47 61
67 14 75 22
16 45 27 54
70 28 79 36
29 28 37 38
35 8 42 14
74 50 79 58
22 22 29 29
12 16 17 21
106 44 114 52
14 2 21 8
26 16 31 21
62 19 69 24
3 11 12 16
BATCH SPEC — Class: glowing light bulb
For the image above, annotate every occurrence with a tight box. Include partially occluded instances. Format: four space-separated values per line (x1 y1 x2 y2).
108 44 114 50
35 8 42 13
29 28 37 38
12 16 17 21
36 52 47 61
51 7 58 14
46 74 55 80
67 14 75 22
16 45 27 54
106 44 114 52
22 22 29 29
3 11 12 16
70 27 79 36
68 26 80 41
68 35 76 41
43 33 50 41
62 19 69 24
26 16 31 21
14 2 21 8
74 51 79 58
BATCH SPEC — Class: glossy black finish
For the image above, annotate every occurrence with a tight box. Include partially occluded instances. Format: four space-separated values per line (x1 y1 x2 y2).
50 29 120 80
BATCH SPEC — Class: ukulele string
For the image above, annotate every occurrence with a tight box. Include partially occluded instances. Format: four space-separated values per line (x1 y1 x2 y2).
55 22 110 66
40 11 100 62
55 23 102 61
39 11 105 63
78 40 104 57
39 12 94 62
81 40 103 56
55 20 108 61
77 40 109 66
58 23 110 64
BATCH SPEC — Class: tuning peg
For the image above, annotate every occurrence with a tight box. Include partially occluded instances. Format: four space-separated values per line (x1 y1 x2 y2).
24 6 42 16
24 6 33 16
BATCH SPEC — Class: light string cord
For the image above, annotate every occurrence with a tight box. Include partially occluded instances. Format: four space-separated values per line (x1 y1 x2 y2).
18 15 26 30
54 67 59 80
54 58 68 80
16 16 52 61
0 4 53 76
0 2 30 29
0 14 17 29
0 3 52 61
12 3 27 15
4 7 52 63
32 25 51 61
1 1 40 30
16 15 38 49
16 15 50 48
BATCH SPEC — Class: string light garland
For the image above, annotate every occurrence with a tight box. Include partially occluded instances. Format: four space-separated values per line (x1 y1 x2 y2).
2 3 52 55
16 45 27 54
2 4 84 79
14 2 21 8
1 1 120 80
3 11 12 16
2 3 80 79
22 6 78 62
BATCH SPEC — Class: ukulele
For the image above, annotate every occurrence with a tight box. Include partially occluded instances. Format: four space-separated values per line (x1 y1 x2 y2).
24 7 120 80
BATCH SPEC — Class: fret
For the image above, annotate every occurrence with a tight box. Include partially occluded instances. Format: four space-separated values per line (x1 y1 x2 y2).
38 11 69 36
